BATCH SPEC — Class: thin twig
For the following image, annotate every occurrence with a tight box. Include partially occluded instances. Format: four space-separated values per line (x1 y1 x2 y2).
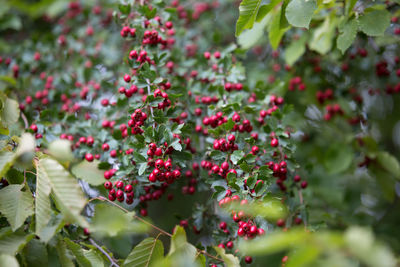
20 112 29 129
89 238 120 267
89 196 224 262
146 79 155 129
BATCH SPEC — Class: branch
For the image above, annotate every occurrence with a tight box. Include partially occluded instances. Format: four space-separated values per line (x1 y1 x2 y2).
89 238 120 267
89 196 224 262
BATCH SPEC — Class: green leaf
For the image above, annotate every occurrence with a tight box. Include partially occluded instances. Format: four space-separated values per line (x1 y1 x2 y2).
0 184 34 231
71 160 104 186
90 204 148 237
64 238 92 267
0 254 19 267
37 214 63 243
345 227 397 267
286 245 320 267
231 150 245 165
34 159 52 239
37 157 87 227
309 16 337 54
23 239 48 267
285 0 317 29
337 18 358 54
214 247 240 267
284 34 307 66
269 6 291 49
376 151 400 180
48 139 74 163
0 98 19 128
323 144 352 174
167 226 203 266
256 0 281 22
138 163 147 176
170 139 182 151
238 14 270 49
0 151 15 178
122 237 164 267
227 198 287 221
56 237 74 267
83 249 105 267
235 0 263 36
358 9 390 37
374 167 395 202
0 229 34 255
239 229 308 255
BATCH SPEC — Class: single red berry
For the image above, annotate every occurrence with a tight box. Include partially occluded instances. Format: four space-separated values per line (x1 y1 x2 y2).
271 138 279 147
85 153 94 162
123 74 131 83
110 150 117 158
102 143 110 151
30 124 38 133
244 256 252 264
276 218 285 227
219 221 227 230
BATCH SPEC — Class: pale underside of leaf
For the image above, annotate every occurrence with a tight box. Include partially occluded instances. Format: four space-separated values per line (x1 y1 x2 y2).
35 159 52 238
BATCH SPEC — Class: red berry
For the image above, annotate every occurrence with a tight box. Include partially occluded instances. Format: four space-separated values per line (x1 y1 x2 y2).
271 138 279 147
102 143 110 151
219 221 227 230
123 74 131 83
244 256 252 264
85 153 94 162
276 218 285 227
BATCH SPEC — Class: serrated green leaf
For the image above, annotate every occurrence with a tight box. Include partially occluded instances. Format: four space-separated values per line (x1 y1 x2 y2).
284 35 307 65
309 15 337 54
37 157 87 227
269 7 290 49
0 151 15 178
34 159 52 238
214 247 240 267
171 139 182 151
48 139 73 163
376 151 400 180
231 150 245 165
23 239 48 267
64 238 92 267
0 229 34 255
123 237 164 267
0 98 19 128
323 144 352 174
239 229 308 255
0 184 34 231
238 14 271 49
90 204 148 237
56 237 74 267
285 0 316 29
167 226 203 266
71 160 104 186
83 249 105 267
235 0 263 36
256 0 281 22
358 9 390 37
337 18 358 53
138 163 147 176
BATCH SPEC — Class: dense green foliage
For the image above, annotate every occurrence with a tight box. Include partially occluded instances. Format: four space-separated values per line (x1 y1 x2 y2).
0 0 399 266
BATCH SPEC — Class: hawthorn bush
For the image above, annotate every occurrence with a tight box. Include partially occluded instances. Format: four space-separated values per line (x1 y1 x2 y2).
0 0 399 266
